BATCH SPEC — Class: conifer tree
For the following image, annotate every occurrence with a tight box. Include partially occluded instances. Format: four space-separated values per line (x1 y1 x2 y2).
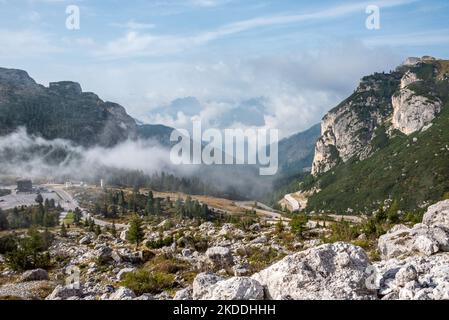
127 215 145 249
60 223 67 237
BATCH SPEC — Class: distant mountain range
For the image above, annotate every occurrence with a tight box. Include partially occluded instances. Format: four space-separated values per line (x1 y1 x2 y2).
0 67 172 148
0 67 319 200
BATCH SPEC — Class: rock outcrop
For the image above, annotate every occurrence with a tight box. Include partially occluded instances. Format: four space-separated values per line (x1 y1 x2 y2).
374 253 449 300
252 242 376 300
391 87 441 135
378 201 449 260
191 273 264 300
311 56 446 176
20 269 49 282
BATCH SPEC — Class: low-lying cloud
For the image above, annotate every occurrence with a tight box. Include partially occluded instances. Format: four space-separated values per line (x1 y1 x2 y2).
0 127 181 181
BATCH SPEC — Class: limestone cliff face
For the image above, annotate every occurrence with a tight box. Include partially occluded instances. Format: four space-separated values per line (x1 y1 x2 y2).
312 57 447 176
391 70 442 135
311 71 401 175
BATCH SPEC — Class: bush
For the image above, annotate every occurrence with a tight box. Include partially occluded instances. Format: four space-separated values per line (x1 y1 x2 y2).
0 235 17 254
247 247 283 273
146 237 173 249
145 254 188 274
327 221 360 242
120 269 175 295
5 228 52 271
289 214 308 238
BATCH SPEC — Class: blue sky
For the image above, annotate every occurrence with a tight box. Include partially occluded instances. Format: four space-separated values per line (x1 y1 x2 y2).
0 0 448 137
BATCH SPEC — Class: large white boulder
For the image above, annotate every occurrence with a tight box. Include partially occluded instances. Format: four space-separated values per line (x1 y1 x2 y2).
192 273 224 300
252 242 376 300
423 200 449 231
378 201 449 260
203 277 264 300
378 224 449 259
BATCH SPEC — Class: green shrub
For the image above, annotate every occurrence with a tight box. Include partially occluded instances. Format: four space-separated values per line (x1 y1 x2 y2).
120 270 175 295
0 235 17 254
5 228 52 271
146 237 173 249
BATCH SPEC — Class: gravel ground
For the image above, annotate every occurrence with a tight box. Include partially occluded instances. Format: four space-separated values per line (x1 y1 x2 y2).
0 281 56 300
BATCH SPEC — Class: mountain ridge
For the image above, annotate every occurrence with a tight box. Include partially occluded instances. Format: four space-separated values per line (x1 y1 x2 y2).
0 67 173 148
299 56 449 214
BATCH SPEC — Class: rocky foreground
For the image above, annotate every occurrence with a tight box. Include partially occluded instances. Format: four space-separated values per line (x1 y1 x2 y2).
1 200 449 300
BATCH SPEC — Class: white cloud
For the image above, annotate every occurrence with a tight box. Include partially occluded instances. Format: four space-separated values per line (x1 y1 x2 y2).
0 29 62 58
364 29 449 47
96 0 416 59
111 20 156 30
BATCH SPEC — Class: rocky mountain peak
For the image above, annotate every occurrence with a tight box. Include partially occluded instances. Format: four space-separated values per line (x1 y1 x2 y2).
403 55 437 66
311 57 448 176
49 81 83 96
0 67 38 89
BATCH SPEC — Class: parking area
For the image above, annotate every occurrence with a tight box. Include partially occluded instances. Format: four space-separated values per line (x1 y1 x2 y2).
0 186 61 210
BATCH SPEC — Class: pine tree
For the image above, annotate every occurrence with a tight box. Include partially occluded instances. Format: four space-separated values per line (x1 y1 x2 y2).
95 225 102 236
155 199 162 215
127 215 145 249
289 214 308 239
88 219 95 232
35 193 44 204
111 222 117 238
0 209 9 230
60 223 67 237
74 207 82 224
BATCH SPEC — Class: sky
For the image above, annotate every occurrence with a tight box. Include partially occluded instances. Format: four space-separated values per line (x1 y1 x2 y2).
0 0 448 138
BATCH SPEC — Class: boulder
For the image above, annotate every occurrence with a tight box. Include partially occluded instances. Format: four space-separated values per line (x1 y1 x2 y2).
423 200 449 231
79 236 92 245
218 224 245 238
120 229 129 241
233 263 250 276
46 285 82 300
378 223 449 260
251 235 268 244
374 253 449 300
192 273 223 300
20 269 49 282
109 287 136 300
205 246 234 270
252 242 376 300
395 265 418 287
117 268 136 281
96 245 113 264
134 294 155 300
173 286 193 300
202 277 264 300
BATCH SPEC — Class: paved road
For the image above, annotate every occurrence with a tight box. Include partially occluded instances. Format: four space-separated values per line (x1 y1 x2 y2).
47 185 128 229
235 201 290 224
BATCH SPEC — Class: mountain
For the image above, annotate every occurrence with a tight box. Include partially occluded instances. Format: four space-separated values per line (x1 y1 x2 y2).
301 56 449 214
137 124 174 146
278 123 320 176
0 67 172 148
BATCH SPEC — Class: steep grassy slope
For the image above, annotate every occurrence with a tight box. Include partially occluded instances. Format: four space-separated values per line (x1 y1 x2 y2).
302 58 449 214
306 99 449 214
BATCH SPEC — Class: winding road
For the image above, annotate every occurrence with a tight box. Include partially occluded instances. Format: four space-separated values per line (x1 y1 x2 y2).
46 184 128 229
